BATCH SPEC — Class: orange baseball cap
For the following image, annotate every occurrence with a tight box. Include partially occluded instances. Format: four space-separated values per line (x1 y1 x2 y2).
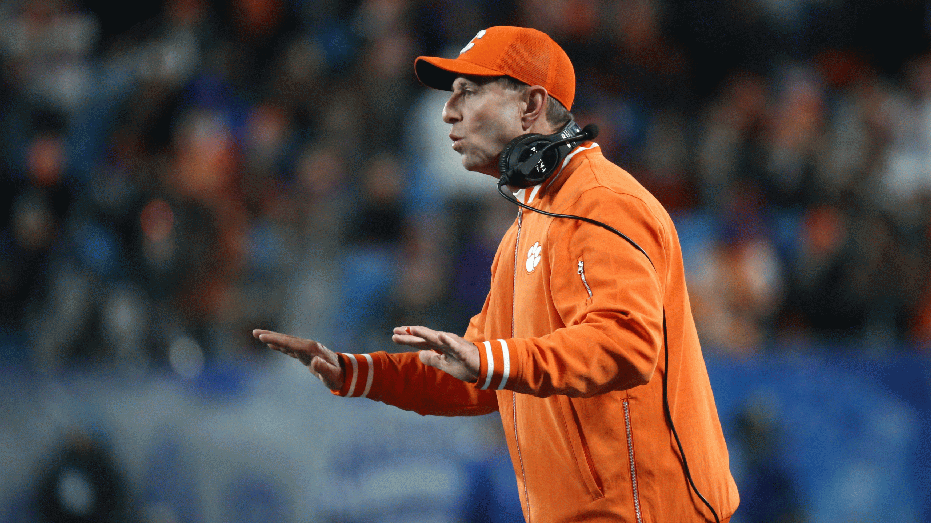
414 26 576 111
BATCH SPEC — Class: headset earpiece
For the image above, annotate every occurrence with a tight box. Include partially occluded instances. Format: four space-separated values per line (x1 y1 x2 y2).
497 121 596 188
498 133 554 188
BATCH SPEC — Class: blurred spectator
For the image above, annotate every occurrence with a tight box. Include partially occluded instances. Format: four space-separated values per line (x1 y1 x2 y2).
394 211 454 334
694 71 769 212
32 432 131 523
274 141 351 347
337 152 407 351
782 202 911 346
0 0 99 116
758 65 825 209
731 398 808 523
351 6 420 151
687 185 787 356
447 197 514 329
0 0 927 380
460 416 523 523
634 108 697 212
1 0 931 521
0 125 74 336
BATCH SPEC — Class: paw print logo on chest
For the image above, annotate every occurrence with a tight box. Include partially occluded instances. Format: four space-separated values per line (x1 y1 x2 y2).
526 242 542 273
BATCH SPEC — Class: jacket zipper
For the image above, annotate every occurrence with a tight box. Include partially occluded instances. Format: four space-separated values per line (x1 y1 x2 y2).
513 209 521 351
624 399 643 523
577 260 593 299
512 209 531 520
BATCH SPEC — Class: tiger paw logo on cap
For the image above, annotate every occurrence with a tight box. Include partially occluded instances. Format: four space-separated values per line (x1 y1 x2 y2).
459 29 486 55
526 242 542 273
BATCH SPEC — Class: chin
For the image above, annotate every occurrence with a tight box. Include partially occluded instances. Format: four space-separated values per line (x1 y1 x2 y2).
461 155 496 176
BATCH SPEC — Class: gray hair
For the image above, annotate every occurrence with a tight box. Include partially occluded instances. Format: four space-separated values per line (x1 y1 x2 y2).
497 76 574 129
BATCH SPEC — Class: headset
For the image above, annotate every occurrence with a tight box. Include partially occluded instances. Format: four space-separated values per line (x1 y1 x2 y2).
496 123 722 523
498 120 597 188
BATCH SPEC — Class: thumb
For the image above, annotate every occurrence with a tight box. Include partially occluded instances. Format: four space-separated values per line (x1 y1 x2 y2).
311 356 343 391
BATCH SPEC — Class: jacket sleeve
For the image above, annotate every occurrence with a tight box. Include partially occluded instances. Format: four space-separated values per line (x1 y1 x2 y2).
332 350 499 416
471 187 669 398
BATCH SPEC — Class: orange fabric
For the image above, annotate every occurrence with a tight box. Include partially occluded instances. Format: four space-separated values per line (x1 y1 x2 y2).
414 26 576 110
336 145 739 522
334 351 498 416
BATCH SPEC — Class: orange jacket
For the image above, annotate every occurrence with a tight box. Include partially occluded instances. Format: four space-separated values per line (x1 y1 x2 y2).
335 144 739 522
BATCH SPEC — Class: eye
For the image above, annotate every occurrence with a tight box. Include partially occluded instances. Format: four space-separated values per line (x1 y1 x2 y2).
454 81 478 96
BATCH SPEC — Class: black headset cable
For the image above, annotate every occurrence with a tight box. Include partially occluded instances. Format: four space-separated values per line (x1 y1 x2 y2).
497 181 722 523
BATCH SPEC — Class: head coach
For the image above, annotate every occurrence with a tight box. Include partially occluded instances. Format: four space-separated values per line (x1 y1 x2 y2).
255 25 740 523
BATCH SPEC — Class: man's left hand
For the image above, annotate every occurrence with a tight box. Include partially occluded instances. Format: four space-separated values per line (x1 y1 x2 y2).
392 326 479 383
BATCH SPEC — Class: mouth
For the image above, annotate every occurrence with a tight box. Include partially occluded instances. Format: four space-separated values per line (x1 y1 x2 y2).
449 134 463 152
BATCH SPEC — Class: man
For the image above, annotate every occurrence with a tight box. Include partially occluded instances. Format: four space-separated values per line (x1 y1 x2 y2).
254 26 739 522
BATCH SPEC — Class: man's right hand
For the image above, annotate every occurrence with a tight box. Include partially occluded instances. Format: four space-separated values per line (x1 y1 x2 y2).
253 329 344 391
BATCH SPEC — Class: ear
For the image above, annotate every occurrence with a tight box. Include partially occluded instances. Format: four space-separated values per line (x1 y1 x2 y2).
520 85 549 131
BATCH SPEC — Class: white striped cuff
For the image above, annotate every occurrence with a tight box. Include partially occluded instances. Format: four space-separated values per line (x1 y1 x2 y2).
337 353 374 398
475 339 512 391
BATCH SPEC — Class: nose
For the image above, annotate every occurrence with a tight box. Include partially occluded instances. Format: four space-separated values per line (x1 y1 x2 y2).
442 94 459 124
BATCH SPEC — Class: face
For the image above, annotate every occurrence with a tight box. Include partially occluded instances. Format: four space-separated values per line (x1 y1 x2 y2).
443 76 526 177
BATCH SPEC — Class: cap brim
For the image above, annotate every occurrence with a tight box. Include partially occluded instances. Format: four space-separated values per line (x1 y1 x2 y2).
414 56 504 91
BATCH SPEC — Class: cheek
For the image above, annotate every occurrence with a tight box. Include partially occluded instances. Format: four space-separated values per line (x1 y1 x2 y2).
463 97 521 154
488 105 524 144
471 115 511 152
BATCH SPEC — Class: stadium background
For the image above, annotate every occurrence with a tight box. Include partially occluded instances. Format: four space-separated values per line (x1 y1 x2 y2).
1 0 930 521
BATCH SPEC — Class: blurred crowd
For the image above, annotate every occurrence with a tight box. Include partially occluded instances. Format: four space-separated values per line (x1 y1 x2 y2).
2 0 930 375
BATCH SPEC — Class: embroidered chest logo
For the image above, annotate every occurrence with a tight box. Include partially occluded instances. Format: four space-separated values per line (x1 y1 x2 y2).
526 242 542 273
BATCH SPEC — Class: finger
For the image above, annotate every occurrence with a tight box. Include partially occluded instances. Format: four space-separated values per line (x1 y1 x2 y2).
267 344 308 363
437 332 457 348
253 328 284 340
258 332 334 364
289 350 313 366
265 343 290 355
402 325 442 343
395 326 450 350
427 329 464 355
392 326 426 343
256 331 303 349
391 333 427 345
260 339 310 365
392 333 444 353
426 329 462 353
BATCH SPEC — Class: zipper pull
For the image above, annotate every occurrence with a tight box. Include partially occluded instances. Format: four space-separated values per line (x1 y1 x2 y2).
578 260 593 299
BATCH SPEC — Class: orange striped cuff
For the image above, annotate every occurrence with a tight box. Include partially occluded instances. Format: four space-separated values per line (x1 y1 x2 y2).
333 353 375 398
474 339 513 391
